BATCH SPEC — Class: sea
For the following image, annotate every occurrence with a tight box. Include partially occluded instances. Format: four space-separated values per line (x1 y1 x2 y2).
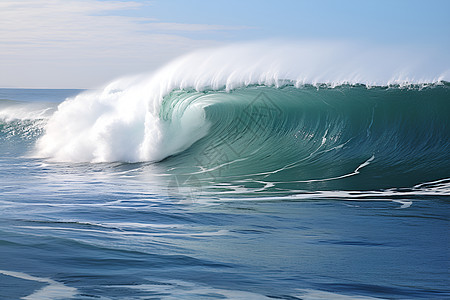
1 45 450 299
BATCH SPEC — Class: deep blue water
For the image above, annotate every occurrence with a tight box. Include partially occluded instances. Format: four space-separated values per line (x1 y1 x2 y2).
0 88 449 299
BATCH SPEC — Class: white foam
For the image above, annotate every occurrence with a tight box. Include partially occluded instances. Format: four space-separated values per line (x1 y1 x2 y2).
106 280 274 299
105 279 386 299
35 41 448 163
295 288 384 299
0 102 56 122
0 269 77 300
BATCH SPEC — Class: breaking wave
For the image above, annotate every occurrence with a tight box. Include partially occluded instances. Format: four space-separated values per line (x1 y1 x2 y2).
2 42 449 189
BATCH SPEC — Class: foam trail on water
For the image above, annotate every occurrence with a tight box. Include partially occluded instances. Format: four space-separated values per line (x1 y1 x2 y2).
35 41 448 163
101 280 384 299
0 269 77 300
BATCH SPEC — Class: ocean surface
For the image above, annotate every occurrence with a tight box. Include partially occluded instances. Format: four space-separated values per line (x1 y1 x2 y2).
1 45 450 299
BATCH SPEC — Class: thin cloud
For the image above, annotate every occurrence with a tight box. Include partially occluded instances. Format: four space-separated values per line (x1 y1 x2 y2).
144 22 253 32
0 0 247 88
0 0 247 46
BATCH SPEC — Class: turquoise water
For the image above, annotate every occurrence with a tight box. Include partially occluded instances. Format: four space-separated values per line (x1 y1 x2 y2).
1 86 449 299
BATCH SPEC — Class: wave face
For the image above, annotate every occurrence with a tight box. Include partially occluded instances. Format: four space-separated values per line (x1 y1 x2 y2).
164 84 450 190
19 84 448 190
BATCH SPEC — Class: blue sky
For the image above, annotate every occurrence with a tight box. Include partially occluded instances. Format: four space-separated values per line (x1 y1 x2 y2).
142 0 450 43
1 0 449 88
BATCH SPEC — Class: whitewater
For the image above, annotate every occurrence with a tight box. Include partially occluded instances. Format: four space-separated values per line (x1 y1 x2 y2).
1 42 449 299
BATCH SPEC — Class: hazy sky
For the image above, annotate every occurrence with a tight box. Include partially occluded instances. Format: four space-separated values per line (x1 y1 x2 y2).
1 0 449 88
